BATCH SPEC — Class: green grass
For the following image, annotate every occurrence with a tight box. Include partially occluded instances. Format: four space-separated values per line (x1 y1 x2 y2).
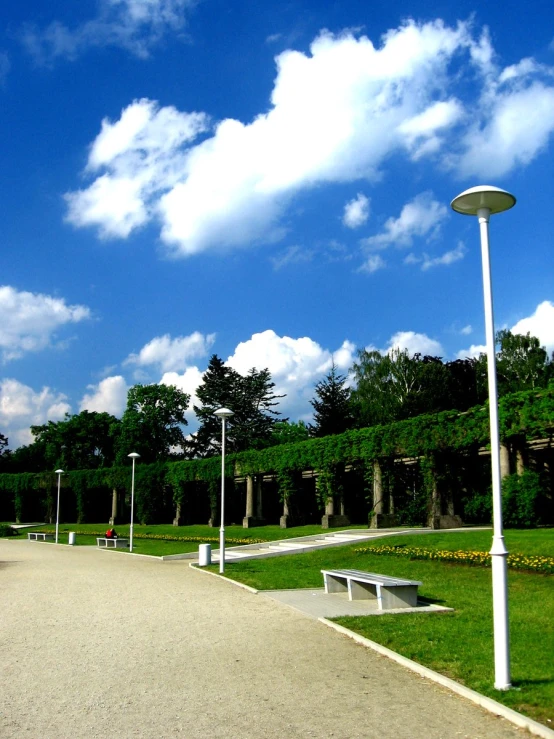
4 521 368 556
207 528 554 728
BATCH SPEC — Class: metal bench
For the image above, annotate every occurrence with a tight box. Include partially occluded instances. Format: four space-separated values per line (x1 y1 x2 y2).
96 538 130 549
27 532 54 542
321 569 422 610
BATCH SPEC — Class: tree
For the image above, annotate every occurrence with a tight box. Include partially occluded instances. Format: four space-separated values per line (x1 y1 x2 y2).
116 384 190 464
30 411 120 470
496 330 552 395
271 420 310 445
310 363 354 437
191 355 284 456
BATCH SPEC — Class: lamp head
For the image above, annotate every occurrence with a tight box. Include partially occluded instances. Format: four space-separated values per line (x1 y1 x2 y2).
451 185 516 216
128 452 141 459
214 407 234 419
55 469 64 475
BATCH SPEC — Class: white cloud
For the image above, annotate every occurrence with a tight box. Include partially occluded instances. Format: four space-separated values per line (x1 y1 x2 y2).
511 300 554 354
79 375 129 417
0 285 91 362
398 99 463 159
21 0 196 63
65 99 209 239
0 379 71 448
226 330 356 419
362 192 448 250
461 325 473 336
456 300 554 359
343 193 370 228
359 254 386 274
270 245 314 270
125 331 216 373
160 366 204 412
386 331 444 357
66 20 474 255
421 241 466 270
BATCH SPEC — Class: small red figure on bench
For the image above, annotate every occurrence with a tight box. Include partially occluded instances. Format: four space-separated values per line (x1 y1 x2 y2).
105 528 118 539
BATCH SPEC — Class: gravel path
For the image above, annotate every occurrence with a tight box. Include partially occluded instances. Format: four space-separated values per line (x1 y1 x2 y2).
0 540 528 739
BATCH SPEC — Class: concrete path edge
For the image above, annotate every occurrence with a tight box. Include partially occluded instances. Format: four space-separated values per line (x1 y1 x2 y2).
190 564 553 739
319 619 554 739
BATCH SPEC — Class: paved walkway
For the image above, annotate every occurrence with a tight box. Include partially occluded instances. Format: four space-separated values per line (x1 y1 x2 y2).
0 540 528 738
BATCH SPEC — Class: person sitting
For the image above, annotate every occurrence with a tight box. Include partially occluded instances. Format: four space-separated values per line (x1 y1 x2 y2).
105 528 118 539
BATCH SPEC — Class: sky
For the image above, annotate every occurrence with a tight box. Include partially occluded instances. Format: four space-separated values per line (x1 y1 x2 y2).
1 0 553 449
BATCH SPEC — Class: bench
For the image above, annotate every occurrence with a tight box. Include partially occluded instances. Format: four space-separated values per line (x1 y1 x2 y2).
27 532 54 542
321 569 422 610
96 538 130 549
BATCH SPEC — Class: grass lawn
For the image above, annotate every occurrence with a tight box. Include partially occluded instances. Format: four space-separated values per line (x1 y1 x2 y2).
206 528 554 728
3 521 369 556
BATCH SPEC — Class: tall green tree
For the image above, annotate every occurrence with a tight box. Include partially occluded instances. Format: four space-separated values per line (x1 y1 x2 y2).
30 411 120 470
115 384 190 464
310 363 354 437
496 330 552 394
270 420 310 445
191 355 284 456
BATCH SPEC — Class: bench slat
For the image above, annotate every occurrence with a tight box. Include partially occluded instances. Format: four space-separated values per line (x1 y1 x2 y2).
321 569 421 587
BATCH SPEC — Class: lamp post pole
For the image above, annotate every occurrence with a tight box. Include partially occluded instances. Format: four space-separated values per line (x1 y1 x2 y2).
55 469 64 544
214 408 234 573
128 453 140 552
451 185 516 691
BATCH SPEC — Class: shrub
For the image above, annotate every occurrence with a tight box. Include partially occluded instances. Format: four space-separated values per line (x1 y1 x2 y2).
502 470 547 528
462 489 493 524
0 523 16 537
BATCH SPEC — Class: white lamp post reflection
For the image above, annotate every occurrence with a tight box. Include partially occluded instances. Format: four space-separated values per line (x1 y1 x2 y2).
451 185 516 691
214 408 234 573
128 453 140 552
55 469 64 544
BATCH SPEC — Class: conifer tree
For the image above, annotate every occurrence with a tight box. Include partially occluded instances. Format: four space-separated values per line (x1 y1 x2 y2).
310 363 354 437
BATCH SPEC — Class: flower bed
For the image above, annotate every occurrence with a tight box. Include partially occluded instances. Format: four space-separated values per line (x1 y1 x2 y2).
353 544 554 574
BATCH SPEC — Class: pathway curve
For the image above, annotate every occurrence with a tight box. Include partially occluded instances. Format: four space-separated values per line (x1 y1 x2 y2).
0 540 528 738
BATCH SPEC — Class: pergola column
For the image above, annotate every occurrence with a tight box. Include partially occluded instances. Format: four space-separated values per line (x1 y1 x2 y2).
500 443 511 479
109 488 118 526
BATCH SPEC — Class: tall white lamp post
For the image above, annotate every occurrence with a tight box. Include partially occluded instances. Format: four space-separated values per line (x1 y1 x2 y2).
214 408 234 574
55 469 64 544
451 185 516 691
128 453 140 552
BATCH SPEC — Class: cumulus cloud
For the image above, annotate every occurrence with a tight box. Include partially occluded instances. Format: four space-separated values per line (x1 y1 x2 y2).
226 330 356 419
65 20 478 256
511 300 554 354
0 285 91 362
125 331 216 373
398 99 463 159
386 331 444 357
456 300 554 359
79 375 129 417
21 0 196 63
362 192 448 250
65 99 209 239
343 193 370 228
0 379 71 448
160 366 204 412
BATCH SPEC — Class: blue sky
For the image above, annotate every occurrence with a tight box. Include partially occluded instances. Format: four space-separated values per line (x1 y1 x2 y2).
1 0 553 448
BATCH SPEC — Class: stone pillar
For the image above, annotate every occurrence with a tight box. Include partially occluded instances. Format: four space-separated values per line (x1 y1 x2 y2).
109 488 118 525
243 475 265 528
500 443 511 480
370 460 397 529
322 496 350 528
428 463 441 529
173 501 182 527
255 475 264 520
280 498 290 528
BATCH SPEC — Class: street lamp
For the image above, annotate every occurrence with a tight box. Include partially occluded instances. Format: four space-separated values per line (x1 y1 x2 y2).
54 469 64 544
451 185 516 691
214 408 234 573
128 453 140 552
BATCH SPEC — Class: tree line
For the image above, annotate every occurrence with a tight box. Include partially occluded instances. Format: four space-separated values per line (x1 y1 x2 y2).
0 329 551 473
